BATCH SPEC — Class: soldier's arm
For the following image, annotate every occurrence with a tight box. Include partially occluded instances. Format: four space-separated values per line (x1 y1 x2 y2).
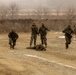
71 29 74 33
8 32 11 38
46 27 50 31
62 29 65 33
39 28 41 34
16 34 19 39
36 27 39 34
15 33 19 39
62 28 67 33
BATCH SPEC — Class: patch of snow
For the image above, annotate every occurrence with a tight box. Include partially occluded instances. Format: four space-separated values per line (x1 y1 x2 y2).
58 36 65 39
54 32 62 34
49 31 62 34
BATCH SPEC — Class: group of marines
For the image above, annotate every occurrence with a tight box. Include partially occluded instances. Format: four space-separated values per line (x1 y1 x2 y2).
8 23 75 50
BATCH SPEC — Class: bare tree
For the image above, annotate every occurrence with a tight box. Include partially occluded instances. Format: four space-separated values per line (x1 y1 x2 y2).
55 7 61 19
35 6 50 19
8 2 19 20
65 6 76 25
0 4 8 20
54 7 62 30
35 6 43 19
42 7 50 19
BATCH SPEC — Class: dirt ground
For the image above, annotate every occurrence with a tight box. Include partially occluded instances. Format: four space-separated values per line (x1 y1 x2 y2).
0 32 76 75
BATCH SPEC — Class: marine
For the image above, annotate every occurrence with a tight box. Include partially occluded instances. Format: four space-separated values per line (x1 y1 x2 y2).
30 23 39 47
8 29 19 49
62 25 73 49
39 23 50 48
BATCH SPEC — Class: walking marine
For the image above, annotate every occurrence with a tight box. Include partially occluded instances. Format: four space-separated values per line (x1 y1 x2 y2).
8 29 19 49
63 25 73 49
30 23 39 47
39 23 50 48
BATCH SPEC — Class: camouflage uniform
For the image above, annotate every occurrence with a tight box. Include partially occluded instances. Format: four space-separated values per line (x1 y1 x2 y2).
26 44 46 51
39 23 50 47
30 23 38 47
35 44 46 51
63 25 73 49
8 29 18 49
73 25 76 35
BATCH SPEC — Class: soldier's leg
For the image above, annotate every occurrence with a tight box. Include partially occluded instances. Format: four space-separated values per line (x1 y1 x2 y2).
44 36 47 47
65 36 69 49
66 43 68 49
13 40 16 49
9 38 13 49
30 35 34 47
40 35 44 45
68 38 71 44
34 35 37 47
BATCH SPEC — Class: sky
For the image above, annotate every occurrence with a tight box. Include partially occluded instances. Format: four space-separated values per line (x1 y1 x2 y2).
0 0 76 10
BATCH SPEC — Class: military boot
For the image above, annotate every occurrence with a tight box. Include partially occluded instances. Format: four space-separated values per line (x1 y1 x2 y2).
10 45 12 49
66 43 69 49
